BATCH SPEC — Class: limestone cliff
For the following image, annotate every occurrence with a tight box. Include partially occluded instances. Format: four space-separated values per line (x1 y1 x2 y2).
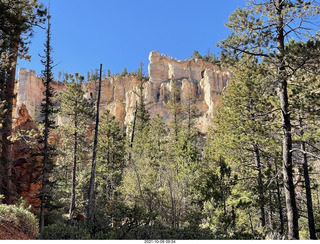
16 51 231 133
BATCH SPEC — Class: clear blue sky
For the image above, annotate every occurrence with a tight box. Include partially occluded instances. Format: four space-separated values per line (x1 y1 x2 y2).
17 0 246 80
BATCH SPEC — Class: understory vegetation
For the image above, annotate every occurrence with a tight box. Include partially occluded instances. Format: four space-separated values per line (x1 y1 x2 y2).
0 195 39 237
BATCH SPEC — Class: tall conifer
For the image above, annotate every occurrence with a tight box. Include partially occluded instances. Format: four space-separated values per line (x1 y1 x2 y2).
0 0 46 201
58 75 94 219
38 14 56 233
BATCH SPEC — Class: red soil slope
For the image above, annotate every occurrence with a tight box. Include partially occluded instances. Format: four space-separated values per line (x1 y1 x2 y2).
0 222 36 240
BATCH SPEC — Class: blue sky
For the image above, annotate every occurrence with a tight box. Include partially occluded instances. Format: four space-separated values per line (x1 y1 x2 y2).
17 0 246 80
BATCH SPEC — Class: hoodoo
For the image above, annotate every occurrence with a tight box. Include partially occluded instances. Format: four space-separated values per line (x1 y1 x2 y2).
16 51 231 133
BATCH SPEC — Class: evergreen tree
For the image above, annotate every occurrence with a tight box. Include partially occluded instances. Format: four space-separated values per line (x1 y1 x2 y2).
38 13 56 233
122 114 168 223
218 1 320 239
0 0 46 201
191 50 202 59
58 71 62 81
194 155 238 239
123 62 151 210
205 58 283 237
57 75 94 219
168 78 182 142
95 110 125 205
286 39 320 239
144 77 203 229
135 62 149 132
120 67 128 77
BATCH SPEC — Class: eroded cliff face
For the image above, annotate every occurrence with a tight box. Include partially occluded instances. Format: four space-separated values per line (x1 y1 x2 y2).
145 51 230 132
11 103 42 209
16 51 231 133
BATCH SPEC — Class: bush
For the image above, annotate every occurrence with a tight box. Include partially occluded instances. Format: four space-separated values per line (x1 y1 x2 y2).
38 221 91 239
38 206 115 240
38 203 217 240
0 197 39 237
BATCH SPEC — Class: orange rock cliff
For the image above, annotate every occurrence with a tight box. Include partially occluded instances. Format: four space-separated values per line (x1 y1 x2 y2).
16 51 231 133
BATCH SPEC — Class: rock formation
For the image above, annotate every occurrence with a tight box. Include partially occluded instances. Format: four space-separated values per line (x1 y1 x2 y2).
11 103 42 209
16 51 231 133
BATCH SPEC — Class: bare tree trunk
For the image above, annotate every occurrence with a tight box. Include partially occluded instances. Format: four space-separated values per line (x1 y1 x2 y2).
128 101 137 161
69 120 78 219
274 159 284 236
269 189 273 229
167 177 176 229
301 142 316 239
248 211 255 237
299 119 316 239
127 101 144 206
253 145 266 227
88 64 102 216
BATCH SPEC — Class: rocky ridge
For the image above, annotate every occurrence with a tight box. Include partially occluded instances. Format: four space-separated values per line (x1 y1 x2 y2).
16 51 231 132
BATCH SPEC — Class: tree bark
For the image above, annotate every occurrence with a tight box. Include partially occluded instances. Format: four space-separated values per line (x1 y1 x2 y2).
88 64 102 216
1 41 18 203
39 110 49 232
274 158 284 236
275 0 299 239
301 142 316 239
69 120 78 219
300 119 317 239
253 145 266 227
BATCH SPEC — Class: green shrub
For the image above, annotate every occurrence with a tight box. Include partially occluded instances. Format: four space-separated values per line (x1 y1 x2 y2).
38 221 91 240
0 197 39 237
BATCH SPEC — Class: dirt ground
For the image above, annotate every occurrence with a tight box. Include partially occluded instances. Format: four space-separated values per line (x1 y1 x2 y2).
0 222 36 240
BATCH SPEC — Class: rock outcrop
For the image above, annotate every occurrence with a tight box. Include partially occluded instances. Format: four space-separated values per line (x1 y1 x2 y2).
11 103 42 209
145 51 230 132
16 51 231 133
16 68 65 118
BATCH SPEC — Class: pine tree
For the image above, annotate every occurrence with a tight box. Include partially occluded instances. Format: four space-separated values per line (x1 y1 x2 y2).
194 155 238 238
286 39 320 239
120 67 128 77
123 62 151 209
0 0 46 201
38 14 56 233
121 114 168 223
191 50 202 59
168 78 181 142
153 78 203 229
205 58 283 237
95 110 125 205
135 62 149 132
218 1 320 239
57 75 94 219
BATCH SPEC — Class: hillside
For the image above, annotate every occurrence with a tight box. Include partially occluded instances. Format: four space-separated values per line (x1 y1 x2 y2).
0 222 35 240
0 199 39 240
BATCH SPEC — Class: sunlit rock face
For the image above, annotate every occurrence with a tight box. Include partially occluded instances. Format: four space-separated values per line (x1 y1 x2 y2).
16 51 231 133
11 103 42 209
145 51 231 132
